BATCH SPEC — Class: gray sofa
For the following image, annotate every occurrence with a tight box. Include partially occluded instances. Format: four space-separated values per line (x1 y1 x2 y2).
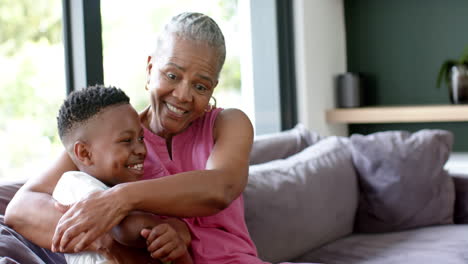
244 124 468 264
2 124 468 263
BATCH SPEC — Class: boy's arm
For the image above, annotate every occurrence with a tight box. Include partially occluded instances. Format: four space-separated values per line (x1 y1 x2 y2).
99 236 161 264
111 211 191 248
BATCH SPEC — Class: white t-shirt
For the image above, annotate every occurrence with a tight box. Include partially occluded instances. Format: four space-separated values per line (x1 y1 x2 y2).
52 171 110 264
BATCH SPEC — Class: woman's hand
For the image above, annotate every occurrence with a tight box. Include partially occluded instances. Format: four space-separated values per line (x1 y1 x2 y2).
51 187 131 253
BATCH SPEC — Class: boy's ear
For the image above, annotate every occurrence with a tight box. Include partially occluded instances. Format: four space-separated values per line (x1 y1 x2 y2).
73 141 93 166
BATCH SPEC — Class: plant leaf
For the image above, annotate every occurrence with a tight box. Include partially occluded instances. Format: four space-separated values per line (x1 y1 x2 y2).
437 60 456 88
460 44 468 64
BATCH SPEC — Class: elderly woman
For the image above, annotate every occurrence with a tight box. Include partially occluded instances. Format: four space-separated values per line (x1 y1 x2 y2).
6 12 311 264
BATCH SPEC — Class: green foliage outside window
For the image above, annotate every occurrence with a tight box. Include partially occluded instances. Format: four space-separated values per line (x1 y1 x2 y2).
0 0 64 178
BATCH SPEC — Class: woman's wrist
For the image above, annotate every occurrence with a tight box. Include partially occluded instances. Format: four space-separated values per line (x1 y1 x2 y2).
112 182 136 214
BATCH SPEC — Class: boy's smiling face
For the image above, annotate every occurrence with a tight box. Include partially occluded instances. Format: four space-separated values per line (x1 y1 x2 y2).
75 104 146 186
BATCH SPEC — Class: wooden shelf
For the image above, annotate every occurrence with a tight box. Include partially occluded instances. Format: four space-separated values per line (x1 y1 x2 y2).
326 105 468 124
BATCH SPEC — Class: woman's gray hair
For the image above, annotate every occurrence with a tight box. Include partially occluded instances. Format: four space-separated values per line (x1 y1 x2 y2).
156 12 226 76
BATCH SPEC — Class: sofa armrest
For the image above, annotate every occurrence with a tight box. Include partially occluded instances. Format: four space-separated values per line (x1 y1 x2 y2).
0 179 26 215
450 172 468 224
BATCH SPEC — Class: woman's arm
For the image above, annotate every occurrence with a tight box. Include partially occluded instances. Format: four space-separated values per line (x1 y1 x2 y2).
129 108 254 215
5 151 77 249
52 108 254 252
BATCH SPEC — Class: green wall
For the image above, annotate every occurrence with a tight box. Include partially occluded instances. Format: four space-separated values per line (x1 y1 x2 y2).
344 0 468 151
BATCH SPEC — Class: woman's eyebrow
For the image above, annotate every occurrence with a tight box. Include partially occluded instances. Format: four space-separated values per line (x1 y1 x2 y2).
167 62 184 71
167 62 214 85
196 74 214 86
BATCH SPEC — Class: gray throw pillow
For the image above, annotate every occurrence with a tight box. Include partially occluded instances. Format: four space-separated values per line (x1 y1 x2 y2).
249 123 323 165
245 136 358 263
350 130 455 233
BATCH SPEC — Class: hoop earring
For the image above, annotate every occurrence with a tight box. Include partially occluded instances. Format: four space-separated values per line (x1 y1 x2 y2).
205 96 217 112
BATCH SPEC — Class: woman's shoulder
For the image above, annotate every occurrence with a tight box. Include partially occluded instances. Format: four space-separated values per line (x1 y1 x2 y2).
188 108 252 145
213 108 253 141
215 108 248 117
214 108 251 127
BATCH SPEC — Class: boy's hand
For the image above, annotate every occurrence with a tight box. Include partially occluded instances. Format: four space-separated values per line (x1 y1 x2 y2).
95 233 160 264
141 223 188 263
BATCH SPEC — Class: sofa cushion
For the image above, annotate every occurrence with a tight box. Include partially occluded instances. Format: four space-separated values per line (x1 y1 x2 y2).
295 224 468 264
0 215 65 263
350 129 455 233
249 123 323 165
244 136 358 263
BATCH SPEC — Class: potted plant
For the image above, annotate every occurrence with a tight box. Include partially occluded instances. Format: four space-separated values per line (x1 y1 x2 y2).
437 45 468 104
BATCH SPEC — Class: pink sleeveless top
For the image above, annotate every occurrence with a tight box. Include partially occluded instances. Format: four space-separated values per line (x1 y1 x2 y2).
141 108 267 264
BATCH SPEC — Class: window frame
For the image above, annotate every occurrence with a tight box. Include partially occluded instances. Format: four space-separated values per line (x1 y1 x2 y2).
62 0 103 93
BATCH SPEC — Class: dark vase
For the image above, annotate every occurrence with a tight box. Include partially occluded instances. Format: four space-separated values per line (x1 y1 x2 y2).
449 65 468 104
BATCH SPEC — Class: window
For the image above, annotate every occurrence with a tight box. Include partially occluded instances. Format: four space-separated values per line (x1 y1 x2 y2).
0 0 65 179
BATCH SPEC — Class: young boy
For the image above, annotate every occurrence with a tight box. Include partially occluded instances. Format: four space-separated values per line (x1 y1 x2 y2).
53 85 192 264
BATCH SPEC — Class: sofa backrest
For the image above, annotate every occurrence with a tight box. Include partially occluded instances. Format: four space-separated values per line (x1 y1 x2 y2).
0 180 25 215
244 136 359 262
249 124 323 165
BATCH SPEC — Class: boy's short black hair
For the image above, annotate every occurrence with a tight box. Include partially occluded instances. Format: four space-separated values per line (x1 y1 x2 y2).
57 85 130 141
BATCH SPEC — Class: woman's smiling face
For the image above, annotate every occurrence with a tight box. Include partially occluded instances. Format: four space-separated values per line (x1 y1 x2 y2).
146 36 220 138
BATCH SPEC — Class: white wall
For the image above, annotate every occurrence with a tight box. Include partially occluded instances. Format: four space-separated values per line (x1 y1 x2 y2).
249 0 281 135
293 0 348 136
